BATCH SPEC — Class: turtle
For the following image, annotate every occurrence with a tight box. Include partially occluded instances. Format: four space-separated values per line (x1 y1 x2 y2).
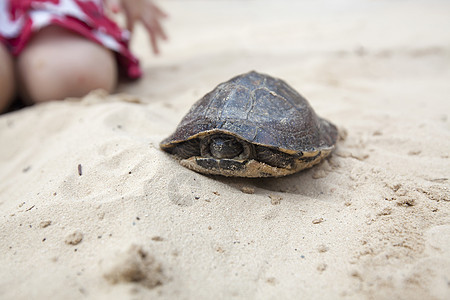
160 71 338 177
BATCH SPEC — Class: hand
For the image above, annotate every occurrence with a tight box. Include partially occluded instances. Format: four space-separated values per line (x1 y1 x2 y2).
106 0 168 54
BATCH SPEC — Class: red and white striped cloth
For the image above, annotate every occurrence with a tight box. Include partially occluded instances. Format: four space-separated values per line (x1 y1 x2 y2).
0 0 141 79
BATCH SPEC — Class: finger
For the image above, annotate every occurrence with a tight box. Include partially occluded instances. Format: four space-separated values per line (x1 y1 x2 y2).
143 21 160 54
149 30 159 55
149 17 168 40
124 9 135 32
150 3 169 18
143 8 168 40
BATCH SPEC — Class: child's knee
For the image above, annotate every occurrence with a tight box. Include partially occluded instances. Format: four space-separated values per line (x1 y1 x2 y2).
17 26 118 104
0 43 15 112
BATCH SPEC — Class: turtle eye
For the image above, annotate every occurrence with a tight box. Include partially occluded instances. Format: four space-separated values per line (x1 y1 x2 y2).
209 136 243 159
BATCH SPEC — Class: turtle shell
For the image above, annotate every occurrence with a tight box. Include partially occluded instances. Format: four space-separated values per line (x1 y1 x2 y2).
160 71 338 177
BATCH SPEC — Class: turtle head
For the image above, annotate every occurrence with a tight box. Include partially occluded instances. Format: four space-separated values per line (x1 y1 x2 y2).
199 134 252 160
164 133 250 161
208 136 243 159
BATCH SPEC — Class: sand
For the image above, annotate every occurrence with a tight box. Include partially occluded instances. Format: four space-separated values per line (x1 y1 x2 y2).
1 0 449 299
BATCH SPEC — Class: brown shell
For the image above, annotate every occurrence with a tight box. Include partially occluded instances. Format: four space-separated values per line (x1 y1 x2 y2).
161 71 337 154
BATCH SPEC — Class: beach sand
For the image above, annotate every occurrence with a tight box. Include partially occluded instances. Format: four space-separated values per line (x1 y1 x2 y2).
1 0 449 299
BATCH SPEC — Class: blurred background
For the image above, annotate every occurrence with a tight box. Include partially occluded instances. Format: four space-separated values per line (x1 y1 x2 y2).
118 0 450 108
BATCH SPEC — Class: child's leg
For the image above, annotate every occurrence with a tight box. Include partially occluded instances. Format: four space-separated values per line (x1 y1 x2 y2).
0 43 15 112
16 26 118 104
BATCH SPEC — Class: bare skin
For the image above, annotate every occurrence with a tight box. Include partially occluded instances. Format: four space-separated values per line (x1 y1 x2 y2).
0 43 15 112
16 26 118 104
107 0 168 54
0 0 167 113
